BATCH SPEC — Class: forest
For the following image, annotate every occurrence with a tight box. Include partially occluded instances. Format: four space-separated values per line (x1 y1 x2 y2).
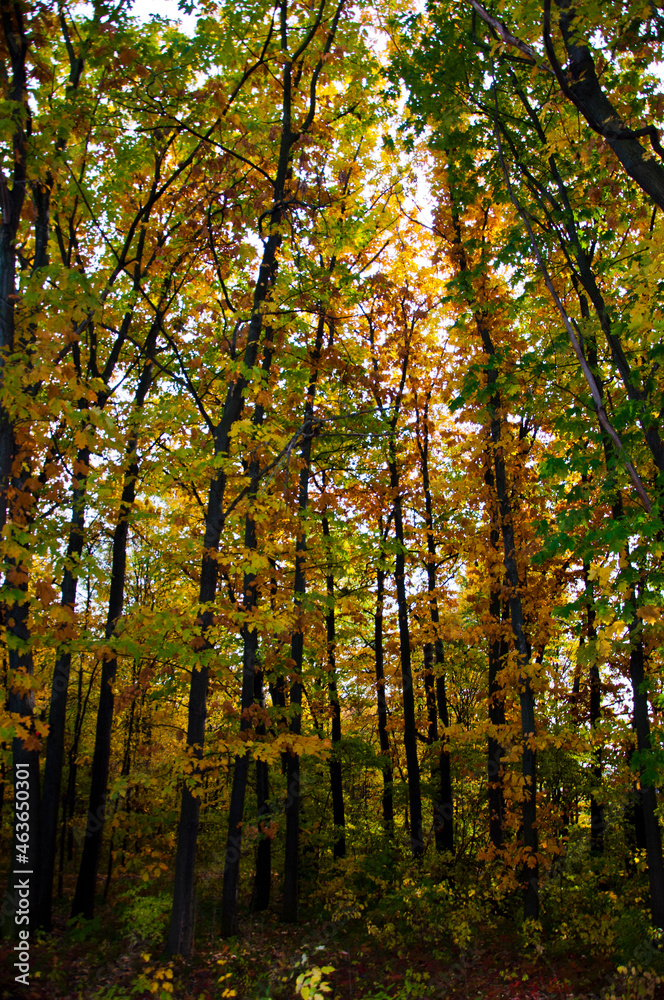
1 0 664 996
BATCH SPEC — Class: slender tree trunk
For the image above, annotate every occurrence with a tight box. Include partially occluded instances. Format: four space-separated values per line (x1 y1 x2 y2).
423 645 439 820
251 660 271 913
283 566 305 926
484 462 507 851
449 200 538 918
71 337 155 920
4 18 85 929
322 515 345 859
0 4 28 531
414 396 452 852
486 388 538 920
169 8 346 944
487 588 507 851
628 598 664 927
582 565 604 855
1 7 64 936
37 448 88 930
6 585 40 938
374 560 393 835
283 313 325 924
388 445 423 859
220 323 276 936
436 668 453 850
220 492 261 937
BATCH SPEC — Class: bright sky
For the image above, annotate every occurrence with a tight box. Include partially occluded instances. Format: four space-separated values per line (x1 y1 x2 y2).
131 0 197 31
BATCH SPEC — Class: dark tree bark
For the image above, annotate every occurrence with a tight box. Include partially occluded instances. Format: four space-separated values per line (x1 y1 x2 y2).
628 596 664 928
545 0 664 213
388 442 424 859
580 565 604 856
220 320 276 937
71 332 156 920
0 2 29 531
472 0 664 212
251 660 271 913
487 589 507 851
321 515 345 860
448 200 538 919
503 77 664 482
283 311 325 924
368 305 422 860
220 591 259 935
414 394 453 853
37 448 88 930
169 132 284 961
374 557 394 835
6 572 41 938
484 462 507 851
626 760 648 860
0 5 61 936
220 472 263 937
483 344 538 921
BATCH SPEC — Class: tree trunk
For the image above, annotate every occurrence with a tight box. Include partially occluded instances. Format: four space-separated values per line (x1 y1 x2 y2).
414 395 452 852
388 446 423 860
220 324 276 936
486 385 538 920
1 7 57 937
628 602 664 928
251 660 271 913
37 448 88 930
484 462 507 852
582 566 604 856
486 586 507 851
449 199 538 919
71 336 155 920
552 0 664 213
220 491 261 937
322 515 345 860
374 560 394 835
6 586 41 939
283 313 325 923
0 3 29 531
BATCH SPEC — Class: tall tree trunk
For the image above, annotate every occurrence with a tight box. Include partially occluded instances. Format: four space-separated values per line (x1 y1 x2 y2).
0 3 29 531
322 515 345 860
220 320 276 937
1 6 66 936
6 573 40 939
435 667 453 851
251 659 271 913
485 365 538 920
283 312 325 924
36 448 88 930
414 394 453 852
628 594 664 928
374 558 393 835
220 475 262 937
388 443 424 860
484 462 507 851
71 335 156 919
487 586 507 851
449 198 538 919
582 565 604 855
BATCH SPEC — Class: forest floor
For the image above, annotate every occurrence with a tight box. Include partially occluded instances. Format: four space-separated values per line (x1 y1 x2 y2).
1 905 663 1000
